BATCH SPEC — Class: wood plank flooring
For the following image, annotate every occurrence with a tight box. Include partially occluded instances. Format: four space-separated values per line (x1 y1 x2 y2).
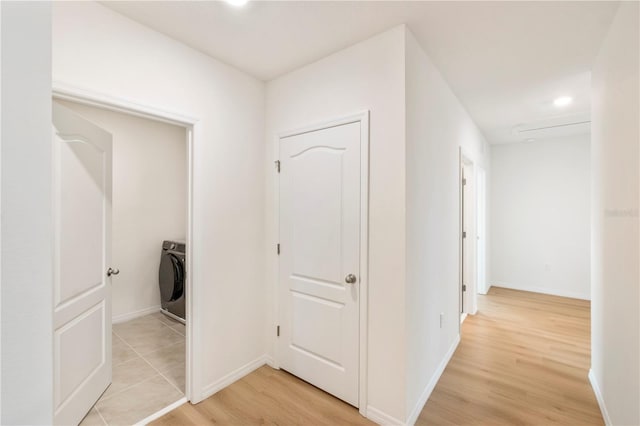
417 287 602 425
150 365 372 426
152 287 602 425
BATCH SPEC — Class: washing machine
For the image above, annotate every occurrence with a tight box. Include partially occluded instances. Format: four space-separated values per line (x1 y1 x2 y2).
159 240 186 323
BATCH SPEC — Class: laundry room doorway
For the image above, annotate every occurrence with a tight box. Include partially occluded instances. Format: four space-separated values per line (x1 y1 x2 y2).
52 86 197 426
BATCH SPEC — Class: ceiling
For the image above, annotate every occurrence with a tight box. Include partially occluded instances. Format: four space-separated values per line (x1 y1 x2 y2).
101 1 620 144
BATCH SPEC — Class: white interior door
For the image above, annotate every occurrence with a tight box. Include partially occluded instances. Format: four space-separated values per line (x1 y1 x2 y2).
461 160 477 315
278 121 361 407
461 163 468 314
53 102 113 425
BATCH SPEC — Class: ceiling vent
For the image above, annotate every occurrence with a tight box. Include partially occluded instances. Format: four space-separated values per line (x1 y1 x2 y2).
512 113 590 141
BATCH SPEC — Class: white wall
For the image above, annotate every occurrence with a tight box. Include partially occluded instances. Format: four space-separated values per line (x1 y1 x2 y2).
404 28 490 422
0 2 53 424
1 4 3 421
490 136 591 300
53 2 265 402
266 25 491 424
56 101 187 321
590 2 639 425
265 26 407 421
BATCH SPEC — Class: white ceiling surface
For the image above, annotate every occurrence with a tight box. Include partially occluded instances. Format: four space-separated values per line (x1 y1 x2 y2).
101 1 619 144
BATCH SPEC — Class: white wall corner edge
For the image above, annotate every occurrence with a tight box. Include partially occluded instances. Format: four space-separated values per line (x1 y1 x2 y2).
588 369 612 426
201 354 272 401
491 281 590 301
406 334 461 426
365 406 405 426
112 305 161 324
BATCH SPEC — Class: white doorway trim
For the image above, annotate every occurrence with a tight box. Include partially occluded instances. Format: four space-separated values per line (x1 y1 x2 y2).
52 81 201 403
459 149 478 318
272 110 369 417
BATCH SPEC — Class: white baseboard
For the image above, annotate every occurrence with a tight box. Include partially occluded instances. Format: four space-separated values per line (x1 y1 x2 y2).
589 369 612 425
478 284 492 295
491 281 590 301
136 396 187 425
201 354 270 400
112 305 161 324
263 355 277 369
406 334 461 426
366 405 404 426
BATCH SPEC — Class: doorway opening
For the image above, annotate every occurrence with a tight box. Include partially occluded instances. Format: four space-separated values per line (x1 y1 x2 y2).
52 89 196 426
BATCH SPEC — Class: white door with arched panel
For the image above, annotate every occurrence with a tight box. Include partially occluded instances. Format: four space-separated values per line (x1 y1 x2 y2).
53 102 113 425
277 118 364 407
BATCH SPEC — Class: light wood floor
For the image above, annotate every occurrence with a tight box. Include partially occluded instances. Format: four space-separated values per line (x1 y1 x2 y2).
417 287 602 425
152 287 602 425
150 365 372 425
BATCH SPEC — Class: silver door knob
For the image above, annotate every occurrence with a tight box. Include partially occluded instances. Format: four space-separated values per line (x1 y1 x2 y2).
107 268 120 277
345 274 357 284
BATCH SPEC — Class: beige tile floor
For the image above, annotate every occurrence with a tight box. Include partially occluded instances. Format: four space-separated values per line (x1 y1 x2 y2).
79 312 185 426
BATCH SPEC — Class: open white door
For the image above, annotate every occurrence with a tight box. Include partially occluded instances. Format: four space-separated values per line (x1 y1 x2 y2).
52 102 113 425
278 121 361 407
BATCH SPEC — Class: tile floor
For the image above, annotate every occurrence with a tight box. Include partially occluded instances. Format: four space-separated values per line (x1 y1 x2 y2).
79 312 186 426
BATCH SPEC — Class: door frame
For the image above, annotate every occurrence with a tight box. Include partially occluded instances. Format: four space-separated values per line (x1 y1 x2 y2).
52 81 200 404
272 110 370 416
459 148 478 320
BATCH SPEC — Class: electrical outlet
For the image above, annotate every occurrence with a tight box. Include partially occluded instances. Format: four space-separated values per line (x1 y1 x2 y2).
440 313 445 328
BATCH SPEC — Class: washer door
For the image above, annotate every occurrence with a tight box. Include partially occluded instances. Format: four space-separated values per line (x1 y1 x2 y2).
159 252 184 302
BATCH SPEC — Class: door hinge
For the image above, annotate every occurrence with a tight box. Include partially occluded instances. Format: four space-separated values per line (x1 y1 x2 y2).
277 325 280 337
462 178 467 186
462 231 467 239
462 284 467 292
277 243 280 255
275 160 280 173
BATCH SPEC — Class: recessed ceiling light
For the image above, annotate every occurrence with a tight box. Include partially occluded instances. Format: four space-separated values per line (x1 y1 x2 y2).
527 138 536 142
224 0 248 6
553 96 573 107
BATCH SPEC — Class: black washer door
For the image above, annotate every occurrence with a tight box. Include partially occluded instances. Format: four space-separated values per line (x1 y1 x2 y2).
159 252 184 302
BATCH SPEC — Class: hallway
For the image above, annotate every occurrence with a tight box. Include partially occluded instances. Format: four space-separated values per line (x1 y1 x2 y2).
417 287 602 425
152 287 602 425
